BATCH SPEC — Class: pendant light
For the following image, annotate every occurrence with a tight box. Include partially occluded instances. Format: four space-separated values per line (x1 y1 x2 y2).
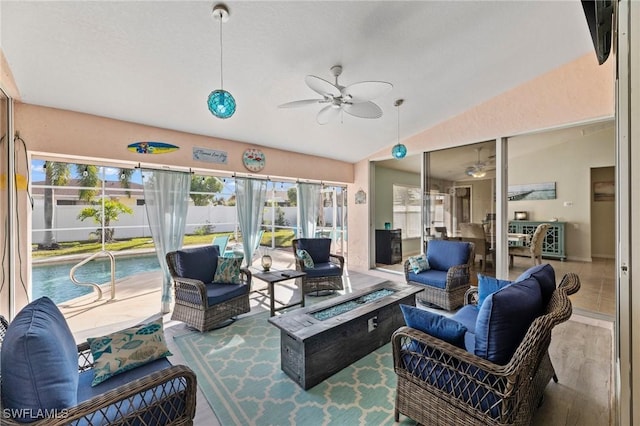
208 4 236 119
391 99 407 159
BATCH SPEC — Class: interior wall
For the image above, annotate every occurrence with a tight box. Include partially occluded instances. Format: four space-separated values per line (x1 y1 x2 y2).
454 178 494 224
373 165 421 255
348 54 614 273
590 166 615 258
508 125 615 261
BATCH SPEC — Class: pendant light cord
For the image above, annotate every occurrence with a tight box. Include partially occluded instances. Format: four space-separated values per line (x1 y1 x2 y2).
397 103 400 144
219 16 224 90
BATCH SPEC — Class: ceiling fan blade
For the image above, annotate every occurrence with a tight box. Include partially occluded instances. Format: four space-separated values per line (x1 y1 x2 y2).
343 101 383 119
317 105 341 125
342 81 393 103
278 99 323 108
305 75 341 98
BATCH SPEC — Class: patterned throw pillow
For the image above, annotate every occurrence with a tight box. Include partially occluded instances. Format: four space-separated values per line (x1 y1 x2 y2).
213 256 242 284
296 249 315 269
87 318 172 386
408 254 430 273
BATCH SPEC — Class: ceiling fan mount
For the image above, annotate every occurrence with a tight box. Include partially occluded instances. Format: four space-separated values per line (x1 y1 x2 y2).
278 65 393 125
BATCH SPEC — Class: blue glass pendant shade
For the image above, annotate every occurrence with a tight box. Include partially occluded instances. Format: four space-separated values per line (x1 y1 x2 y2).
392 143 407 159
208 90 236 119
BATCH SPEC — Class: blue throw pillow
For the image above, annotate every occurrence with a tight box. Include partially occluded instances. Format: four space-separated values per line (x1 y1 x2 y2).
477 274 511 308
400 304 467 348
1 297 79 421
408 254 430 273
474 277 542 364
515 263 556 307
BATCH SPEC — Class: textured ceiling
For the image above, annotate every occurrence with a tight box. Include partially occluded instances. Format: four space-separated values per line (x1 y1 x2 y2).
1 1 594 163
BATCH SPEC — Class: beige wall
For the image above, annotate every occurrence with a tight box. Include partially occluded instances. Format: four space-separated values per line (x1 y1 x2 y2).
373 165 421 255
348 53 615 271
15 103 353 183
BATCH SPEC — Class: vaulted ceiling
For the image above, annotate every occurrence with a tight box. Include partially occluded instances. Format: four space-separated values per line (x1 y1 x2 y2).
1 1 594 163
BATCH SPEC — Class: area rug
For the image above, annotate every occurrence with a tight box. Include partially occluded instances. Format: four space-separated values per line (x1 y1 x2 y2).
174 312 416 426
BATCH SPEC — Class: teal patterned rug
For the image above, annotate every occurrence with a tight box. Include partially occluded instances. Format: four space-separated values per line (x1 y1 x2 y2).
174 312 416 425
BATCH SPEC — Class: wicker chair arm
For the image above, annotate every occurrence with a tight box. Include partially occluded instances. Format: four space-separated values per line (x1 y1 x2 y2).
464 286 479 306
445 263 471 290
240 267 253 291
559 272 581 296
329 253 345 268
0 365 197 426
172 276 208 307
77 342 95 371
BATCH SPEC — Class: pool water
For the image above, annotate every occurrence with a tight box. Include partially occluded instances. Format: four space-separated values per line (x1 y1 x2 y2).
32 255 160 304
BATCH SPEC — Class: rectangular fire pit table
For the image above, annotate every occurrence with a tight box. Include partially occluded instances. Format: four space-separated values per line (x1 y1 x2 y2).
268 281 422 389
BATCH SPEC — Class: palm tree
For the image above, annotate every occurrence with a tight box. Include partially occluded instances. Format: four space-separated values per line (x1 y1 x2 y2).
38 162 133 249
39 161 70 249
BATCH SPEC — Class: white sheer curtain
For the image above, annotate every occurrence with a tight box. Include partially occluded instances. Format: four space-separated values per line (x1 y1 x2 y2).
143 169 191 313
235 177 267 267
298 182 321 238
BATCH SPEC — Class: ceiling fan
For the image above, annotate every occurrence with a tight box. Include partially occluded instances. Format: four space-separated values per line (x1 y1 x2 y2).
278 65 393 125
465 147 495 178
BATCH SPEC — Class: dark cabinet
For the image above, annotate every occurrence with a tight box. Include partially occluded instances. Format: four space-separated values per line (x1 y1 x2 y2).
376 229 402 264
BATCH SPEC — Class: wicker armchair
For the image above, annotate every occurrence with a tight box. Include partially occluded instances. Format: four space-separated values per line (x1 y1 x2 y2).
392 272 580 426
0 313 197 426
292 238 344 294
404 239 475 310
167 245 252 331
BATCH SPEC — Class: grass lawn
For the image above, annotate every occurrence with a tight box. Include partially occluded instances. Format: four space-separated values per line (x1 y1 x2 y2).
32 229 296 258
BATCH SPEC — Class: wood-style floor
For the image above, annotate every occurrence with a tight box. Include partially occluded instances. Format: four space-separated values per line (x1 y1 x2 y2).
378 255 616 319
61 249 614 426
164 265 614 426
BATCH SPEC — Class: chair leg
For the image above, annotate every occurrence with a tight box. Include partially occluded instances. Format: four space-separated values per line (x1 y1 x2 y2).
482 254 486 272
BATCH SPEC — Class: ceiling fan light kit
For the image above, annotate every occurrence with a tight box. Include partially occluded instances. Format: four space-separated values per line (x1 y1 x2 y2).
279 65 393 125
391 99 407 160
208 4 236 119
465 147 490 178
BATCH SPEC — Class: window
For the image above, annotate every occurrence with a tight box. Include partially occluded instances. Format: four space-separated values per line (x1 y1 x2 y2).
393 184 421 239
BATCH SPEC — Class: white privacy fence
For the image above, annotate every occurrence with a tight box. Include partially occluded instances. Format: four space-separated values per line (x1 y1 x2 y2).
32 200 344 244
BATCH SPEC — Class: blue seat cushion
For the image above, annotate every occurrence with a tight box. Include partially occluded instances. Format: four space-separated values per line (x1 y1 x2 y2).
474 277 542 364
304 261 342 278
174 245 219 283
1 297 79 421
296 238 332 264
477 274 512 308
400 304 467 348
206 282 249 306
75 358 186 426
515 263 556 307
408 269 448 289
426 240 471 271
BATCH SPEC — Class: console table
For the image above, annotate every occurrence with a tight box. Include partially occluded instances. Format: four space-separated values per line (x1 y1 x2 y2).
508 221 566 260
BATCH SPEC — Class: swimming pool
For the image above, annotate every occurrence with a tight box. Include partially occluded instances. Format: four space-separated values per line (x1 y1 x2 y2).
32 254 160 304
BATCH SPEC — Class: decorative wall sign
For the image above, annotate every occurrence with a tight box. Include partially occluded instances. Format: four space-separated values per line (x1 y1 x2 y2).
593 181 614 202
127 141 179 154
242 148 266 172
507 182 556 201
193 147 228 164
355 189 367 204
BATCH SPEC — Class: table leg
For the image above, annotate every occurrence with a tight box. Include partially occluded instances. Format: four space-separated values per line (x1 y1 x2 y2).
269 282 275 317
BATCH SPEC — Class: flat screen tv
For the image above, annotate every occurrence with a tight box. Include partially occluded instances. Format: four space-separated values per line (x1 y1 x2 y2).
581 0 614 65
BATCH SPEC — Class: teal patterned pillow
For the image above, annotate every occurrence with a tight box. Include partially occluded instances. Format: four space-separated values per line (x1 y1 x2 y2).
87 318 172 386
213 256 242 284
408 254 430 273
296 249 315 269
